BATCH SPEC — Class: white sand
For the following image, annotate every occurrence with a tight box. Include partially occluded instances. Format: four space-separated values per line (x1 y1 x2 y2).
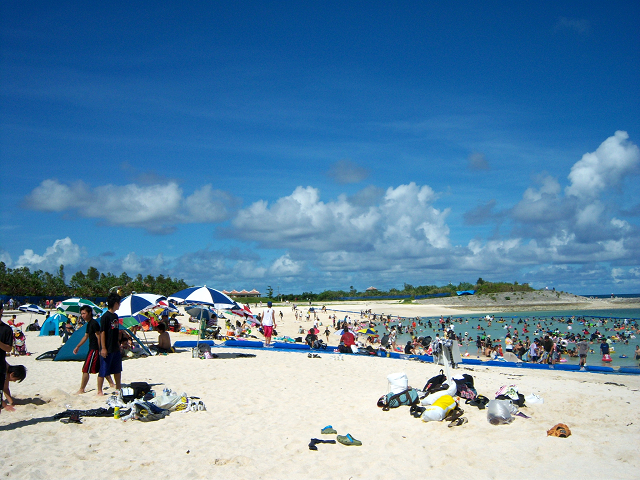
2 305 639 480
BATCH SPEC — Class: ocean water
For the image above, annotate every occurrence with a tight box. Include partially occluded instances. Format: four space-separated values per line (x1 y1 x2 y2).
333 307 640 367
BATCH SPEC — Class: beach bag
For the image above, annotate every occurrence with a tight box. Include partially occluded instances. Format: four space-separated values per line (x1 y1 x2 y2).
495 385 519 400
496 393 526 407
421 395 457 422
122 382 151 402
423 369 447 394
387 372 408 394
377 388 420 411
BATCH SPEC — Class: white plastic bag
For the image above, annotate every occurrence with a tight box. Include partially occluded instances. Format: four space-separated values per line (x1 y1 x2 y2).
487 399 518 425
387 372 408 394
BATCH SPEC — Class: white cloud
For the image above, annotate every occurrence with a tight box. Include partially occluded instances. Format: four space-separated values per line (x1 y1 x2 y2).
16 237 84 270
232 183 450 252
270 254 303 276
566 131 640 199
24 180 238 233
0 250 12 266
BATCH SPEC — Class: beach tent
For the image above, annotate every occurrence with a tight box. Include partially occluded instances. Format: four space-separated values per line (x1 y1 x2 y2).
54 324 89 360
54 324 152 361
39 313 68 336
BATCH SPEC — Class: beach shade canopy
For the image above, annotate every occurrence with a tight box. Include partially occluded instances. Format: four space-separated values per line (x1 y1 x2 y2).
168 286 236 309
57 298 103 316
334 328 356 336
120 312 154 329
229 303 259 324
357 328 378 335
116 293 166 319
185 305 216 321
39 312 69 336
18 304 46 315
156 299 179 313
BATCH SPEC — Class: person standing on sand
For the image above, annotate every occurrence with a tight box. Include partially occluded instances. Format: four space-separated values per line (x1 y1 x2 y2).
0 303 15 414
98 293 122 396
261 301 277 347
577 337 589 370
74 305 114 394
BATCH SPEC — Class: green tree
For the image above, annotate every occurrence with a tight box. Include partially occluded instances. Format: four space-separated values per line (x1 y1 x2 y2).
266 285 274 298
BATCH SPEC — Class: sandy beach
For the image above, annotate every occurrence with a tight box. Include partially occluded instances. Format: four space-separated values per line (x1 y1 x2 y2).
2 301 640 480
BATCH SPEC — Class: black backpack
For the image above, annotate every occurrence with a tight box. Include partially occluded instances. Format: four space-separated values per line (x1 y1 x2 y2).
423 369 447 394
121 382 151 402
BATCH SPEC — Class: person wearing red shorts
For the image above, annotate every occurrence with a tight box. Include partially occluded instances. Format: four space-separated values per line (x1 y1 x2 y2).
74 305 114 394
261 301 277 347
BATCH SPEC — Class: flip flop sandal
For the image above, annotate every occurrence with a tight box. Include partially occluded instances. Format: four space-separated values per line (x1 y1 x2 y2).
448 417 468 428
337 434 362 446
444 407 464 422
516 412 530 419
313 354 321 358
321 425 338 434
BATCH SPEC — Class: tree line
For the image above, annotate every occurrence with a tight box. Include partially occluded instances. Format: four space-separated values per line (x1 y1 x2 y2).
0 262 189 298
274 278 534 302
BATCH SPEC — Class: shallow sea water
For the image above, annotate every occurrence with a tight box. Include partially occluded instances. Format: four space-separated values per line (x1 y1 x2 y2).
335 307 640 368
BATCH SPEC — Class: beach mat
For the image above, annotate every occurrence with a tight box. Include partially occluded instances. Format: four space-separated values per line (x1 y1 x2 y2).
173 340 217 348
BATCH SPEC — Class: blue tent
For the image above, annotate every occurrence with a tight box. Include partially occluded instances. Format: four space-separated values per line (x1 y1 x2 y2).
39 313 67 336
54 324 88 360
54 324 152 361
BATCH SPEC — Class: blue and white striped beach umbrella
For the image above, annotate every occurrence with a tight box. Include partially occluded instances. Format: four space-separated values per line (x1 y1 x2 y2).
18 304 47 315
168 286 236 309
115 293 166 318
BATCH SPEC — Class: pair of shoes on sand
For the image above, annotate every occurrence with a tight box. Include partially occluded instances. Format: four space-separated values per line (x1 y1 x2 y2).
317 425 362 447
448 417 468 427
308 353 321 358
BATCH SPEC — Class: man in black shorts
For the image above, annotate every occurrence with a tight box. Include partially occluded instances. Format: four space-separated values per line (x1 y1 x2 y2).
73 305 114 394
0 303 14 414
98 293 122 396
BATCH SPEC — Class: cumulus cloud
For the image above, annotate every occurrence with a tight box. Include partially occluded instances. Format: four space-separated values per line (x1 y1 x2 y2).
468 152 490 171
16 237 84 270
0 249 12 266
270 254 303 276
231 182 450 252
327 159 369 184
566 131 640 199
23 180 239 233
11 132 640 294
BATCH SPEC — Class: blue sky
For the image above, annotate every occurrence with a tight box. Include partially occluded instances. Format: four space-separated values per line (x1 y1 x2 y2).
1 1 639 295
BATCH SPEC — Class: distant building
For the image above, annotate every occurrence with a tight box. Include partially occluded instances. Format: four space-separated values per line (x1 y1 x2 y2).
366 286 378 292
223 289 261 298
